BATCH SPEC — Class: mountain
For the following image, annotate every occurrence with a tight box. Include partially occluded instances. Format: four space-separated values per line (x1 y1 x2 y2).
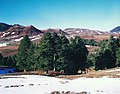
0 23 68 44
1 22 120 44
110 26 120 33
64 28 108 36
43 28 67 35
0 23 12 32
64 28 111 41
0 24 43 38
0 24 44 44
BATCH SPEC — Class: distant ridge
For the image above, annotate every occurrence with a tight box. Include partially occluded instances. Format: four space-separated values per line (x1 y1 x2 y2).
0 22 120 43
110 26 120 33
0 23 12 32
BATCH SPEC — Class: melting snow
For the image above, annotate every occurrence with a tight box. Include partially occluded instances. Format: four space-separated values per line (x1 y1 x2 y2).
0 43 7 47
14 37 23 42
0 75 120 94
2 32 10 37
11 32 15 35
106 69 120 72
31 37 40 41
75 31 80 33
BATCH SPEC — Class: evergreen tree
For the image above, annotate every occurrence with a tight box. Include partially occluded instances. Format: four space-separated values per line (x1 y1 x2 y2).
0 53 4 66
95 36 117 70
87 53 96 68
35 32 55 71
26 44 36 70
56 34 70 72
16 35 31 71
51 32 61 71
4 56 16 67
68 36 88 74
116 48 120 67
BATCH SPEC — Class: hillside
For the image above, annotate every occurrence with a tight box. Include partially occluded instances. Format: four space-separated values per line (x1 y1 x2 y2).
0 22 120 56
0 23 12 32
110 26 120 33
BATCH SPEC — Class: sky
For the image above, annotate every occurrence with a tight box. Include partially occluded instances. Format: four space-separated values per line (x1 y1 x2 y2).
0 0 120 31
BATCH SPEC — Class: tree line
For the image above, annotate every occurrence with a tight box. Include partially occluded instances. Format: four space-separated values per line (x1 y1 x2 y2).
16 32 88 74
0 33 120 74
87 36 120 70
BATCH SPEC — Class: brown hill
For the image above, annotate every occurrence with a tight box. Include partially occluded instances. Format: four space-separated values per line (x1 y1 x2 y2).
0 24 43 38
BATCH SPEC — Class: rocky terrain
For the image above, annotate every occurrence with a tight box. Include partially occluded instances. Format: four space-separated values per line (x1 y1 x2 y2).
0 23 120 44
0 22 120 56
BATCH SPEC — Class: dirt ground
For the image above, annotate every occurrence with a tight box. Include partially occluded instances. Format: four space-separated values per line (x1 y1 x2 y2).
0 45 18 56
1 67 120 80
57 67 120 79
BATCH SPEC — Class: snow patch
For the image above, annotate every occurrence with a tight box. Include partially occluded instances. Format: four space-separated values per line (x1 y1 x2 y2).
11 32 15 35
2 32 10 37
31 37 40 41
116 74 120 76
75 31 80 33
0 75 120 94
14 37 23 42
106 69 120 72
0 43 7 47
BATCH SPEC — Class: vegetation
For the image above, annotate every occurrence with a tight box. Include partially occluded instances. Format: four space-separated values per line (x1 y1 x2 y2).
0 53 16 67
16 35 32 71
1 32 120 74
94 36 120 70
15 32 88 74
83 39 98 46
33 33 88 74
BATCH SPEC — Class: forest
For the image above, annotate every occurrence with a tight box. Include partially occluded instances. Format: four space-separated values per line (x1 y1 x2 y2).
0 32 120 74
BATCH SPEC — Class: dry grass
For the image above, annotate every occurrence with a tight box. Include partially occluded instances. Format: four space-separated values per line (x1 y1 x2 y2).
0 45 18 56
57 67 120 79
1 68 120 79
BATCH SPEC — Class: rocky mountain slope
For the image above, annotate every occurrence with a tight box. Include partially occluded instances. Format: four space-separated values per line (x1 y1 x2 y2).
110 26 120 33
0 22 120 45
0 23 12 32
0 24 44 44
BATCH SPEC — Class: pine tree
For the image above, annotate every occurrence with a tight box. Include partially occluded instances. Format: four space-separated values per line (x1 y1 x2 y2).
56 34 70 72
16 35 31 71
116 48 120 67
26 44 36 70
95 36 117 70
35 32 55 71
68 36 88 74
0 53 4 66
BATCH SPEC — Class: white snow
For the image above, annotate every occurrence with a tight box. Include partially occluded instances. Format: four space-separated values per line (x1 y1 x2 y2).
31 37 40 41
9 35 18 38
86 45 92 47
106 69 120 72
75 31 80 33
0 75 120 94
14 37 23 42
116 74 120 76
0 43 7 47
97 31 102 35
2 32 10 37
11 32 15 35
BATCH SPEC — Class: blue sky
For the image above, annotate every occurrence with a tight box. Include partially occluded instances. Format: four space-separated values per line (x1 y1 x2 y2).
0 0 120 31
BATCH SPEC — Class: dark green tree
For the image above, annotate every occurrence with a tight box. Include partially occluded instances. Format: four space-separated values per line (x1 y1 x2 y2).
116 48 120 67
26 44 36 70
56 34 70 72
68 36 88 74
0 53 4 66
95 36 117 70
35 32 55 71
16 35 31 71
87 53 96 68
